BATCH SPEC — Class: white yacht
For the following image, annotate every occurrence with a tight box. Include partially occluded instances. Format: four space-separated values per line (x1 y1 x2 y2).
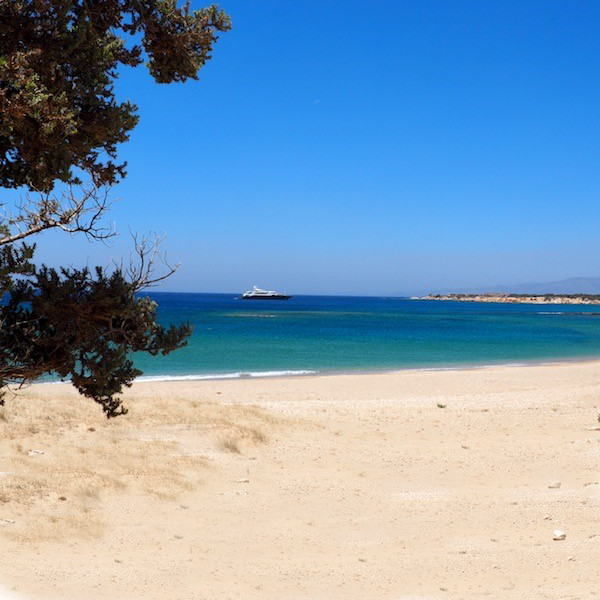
241 286 291 300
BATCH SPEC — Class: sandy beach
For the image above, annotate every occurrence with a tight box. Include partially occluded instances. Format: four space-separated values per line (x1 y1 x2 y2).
1 361 600 599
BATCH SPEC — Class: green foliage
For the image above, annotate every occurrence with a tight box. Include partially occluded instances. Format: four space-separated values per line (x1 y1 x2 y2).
0 0 230 416
0 0 231 191
0 263 192 417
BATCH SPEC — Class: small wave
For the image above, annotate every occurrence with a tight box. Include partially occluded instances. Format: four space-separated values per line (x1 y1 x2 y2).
223 313 277 318
136 370 318 382
537 311 565 315
409 361 529 372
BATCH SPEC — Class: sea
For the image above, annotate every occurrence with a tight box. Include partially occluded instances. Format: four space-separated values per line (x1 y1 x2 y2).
131 292 600 381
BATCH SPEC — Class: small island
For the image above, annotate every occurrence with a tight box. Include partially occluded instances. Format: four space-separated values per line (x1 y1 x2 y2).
418 293 600 305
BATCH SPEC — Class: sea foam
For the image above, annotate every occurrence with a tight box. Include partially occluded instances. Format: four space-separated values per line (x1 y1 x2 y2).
136 370 317 382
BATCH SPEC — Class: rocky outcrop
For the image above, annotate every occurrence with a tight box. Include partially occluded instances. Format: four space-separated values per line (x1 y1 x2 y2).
420 293 600 305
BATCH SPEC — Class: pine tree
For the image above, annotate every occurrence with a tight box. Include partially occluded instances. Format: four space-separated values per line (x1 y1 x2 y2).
0 1 231 416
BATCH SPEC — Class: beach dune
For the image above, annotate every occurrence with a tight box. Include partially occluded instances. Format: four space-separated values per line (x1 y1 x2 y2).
1 362 599 599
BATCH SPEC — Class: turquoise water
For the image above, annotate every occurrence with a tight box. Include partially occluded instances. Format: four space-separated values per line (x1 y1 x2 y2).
132 293 600 380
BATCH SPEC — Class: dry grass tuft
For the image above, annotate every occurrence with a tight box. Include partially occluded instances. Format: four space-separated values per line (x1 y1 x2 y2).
0 382 281 543
219 436 241 454
247 426 268 444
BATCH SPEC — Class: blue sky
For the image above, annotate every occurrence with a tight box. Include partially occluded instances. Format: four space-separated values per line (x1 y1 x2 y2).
33 0 600 295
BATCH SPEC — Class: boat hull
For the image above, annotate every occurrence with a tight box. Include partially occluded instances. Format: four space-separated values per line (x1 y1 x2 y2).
241 295 291 300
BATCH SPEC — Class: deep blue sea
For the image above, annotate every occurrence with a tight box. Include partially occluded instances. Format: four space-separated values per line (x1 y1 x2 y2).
132 293 600 380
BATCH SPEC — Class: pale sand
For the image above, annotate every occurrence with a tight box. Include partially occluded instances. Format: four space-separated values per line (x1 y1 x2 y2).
1 362 600 599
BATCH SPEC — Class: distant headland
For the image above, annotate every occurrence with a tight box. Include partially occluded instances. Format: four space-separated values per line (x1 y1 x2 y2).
416 293 600 305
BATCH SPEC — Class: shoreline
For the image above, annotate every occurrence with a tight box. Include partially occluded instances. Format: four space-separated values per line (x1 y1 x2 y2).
419 293 600 305
37 353 600 386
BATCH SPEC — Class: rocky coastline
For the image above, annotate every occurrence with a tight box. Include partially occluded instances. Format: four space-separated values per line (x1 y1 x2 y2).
417 293 600 305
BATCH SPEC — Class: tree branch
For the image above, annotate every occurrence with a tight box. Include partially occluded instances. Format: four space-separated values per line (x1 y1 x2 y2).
0 178 115 246
121 232 181 291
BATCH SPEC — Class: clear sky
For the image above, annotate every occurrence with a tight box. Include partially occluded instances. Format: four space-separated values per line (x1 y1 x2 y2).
32 0 600 295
